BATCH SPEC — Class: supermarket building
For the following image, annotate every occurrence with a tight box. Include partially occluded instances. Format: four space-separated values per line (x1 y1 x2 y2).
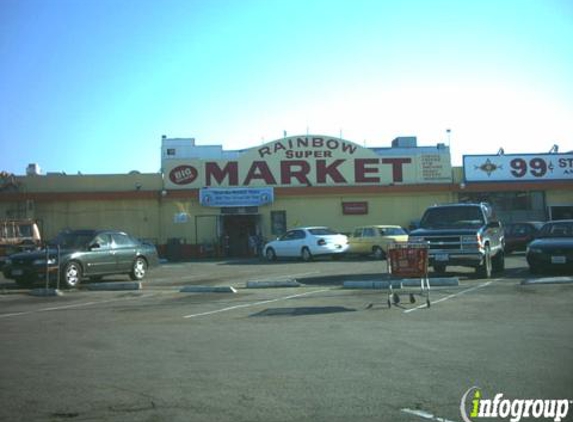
1 135 572 259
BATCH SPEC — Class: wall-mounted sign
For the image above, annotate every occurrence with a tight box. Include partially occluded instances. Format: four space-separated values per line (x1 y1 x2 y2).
342 201 368 215
165 135 452 189
464 154 573 182
199 187 274 207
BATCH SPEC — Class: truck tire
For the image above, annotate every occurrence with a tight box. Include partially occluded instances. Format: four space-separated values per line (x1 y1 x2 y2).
476 246 492 279
492 250 505 274
15 277 33 288
433 264 447 275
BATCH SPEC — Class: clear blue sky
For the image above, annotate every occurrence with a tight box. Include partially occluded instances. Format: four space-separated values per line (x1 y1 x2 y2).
1 0 572 175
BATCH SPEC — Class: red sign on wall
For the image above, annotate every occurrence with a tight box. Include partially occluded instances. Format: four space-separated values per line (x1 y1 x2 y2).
169 165 198 185
342 201 368 215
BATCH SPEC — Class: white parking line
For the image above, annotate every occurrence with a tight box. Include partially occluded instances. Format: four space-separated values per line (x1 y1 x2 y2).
401 408 460 422
247 271 320 282
183 288 331 319
0 293 157 319
403 280 495 314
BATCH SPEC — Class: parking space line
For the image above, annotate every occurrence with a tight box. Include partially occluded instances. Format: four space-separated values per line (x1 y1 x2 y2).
403 280 495 314
247 271 320 282
401 408 460 422
0 293 157 319
183 288 331 319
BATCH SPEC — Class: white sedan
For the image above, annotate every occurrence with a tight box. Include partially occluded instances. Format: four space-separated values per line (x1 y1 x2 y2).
263 227 349 261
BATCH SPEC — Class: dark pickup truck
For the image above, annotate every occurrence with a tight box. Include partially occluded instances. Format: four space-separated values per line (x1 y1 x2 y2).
409 203 505 278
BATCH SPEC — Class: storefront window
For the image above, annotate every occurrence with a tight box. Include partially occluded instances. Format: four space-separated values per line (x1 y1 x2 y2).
458 191 546 222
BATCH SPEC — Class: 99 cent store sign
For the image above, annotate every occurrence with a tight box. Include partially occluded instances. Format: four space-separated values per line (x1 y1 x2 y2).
463 153 573 182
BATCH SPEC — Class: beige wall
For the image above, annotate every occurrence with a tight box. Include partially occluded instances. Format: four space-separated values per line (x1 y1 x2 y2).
20 173 163 193
265 191 454 235
34 199 160 242
546 189 573 206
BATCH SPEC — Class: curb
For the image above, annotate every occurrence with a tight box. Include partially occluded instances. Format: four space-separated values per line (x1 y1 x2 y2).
344 278 459 289
180 286 237 293
521 277 573 286
246 280 301 288
86 282 142 291
402 277 460 287
343 281 401 289
29 288 63 297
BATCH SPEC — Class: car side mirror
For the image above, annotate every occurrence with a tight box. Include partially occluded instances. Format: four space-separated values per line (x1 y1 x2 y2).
89 243 101 250
487 221 501 229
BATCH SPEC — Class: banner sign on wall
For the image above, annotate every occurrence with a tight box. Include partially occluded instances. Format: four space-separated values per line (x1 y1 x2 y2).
463 154 573 182
165 136 452 189
199 187 274 207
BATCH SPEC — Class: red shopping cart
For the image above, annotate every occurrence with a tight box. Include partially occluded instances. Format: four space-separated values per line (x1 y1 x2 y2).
387 242 431 308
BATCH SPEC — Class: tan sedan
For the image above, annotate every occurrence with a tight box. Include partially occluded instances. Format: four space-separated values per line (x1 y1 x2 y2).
348 225 408 259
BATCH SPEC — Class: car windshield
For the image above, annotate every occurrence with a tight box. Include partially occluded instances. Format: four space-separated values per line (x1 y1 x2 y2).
48 231 94 249
538 222 573 238
420 207 485 229
308 228 338 236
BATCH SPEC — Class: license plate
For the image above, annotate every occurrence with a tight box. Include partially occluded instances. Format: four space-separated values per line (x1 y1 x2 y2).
435 253 449 261
551 256 566 264
12 269 23 276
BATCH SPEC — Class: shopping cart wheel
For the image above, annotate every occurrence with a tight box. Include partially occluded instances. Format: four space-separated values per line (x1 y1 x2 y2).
409 293 416 304
392 293 400 304
387 298 392 308
426 298 431 308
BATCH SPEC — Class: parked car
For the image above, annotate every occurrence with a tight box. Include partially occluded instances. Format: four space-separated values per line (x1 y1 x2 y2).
2 229 159 288
348 225 408 259
526 220 573 274
505 221 544 254
263 227 349 261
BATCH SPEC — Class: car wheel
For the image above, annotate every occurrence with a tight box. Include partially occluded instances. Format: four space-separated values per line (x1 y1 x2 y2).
130 257 147 280
301 247 313 262
373 247 385 260
433 264 447 275
62 261 82 288
476 246 492 279
265 248 276 261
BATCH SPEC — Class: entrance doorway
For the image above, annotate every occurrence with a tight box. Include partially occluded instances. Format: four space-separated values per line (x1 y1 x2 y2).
222 214 260 257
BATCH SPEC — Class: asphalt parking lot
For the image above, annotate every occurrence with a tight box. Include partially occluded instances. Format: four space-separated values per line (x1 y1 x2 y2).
1 254 572 422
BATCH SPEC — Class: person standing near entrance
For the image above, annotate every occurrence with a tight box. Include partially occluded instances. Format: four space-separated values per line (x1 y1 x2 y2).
248 233 259 257
222 233 230 257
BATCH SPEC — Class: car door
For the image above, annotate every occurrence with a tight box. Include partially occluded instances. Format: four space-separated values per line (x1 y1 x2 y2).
111 233 137 272
349 228 365 254
272 230 294 257
361 227 377 253
84 233 116 275
273 230 302 257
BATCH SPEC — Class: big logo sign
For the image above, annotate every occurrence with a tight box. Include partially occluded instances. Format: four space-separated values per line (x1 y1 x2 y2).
169 165 198 185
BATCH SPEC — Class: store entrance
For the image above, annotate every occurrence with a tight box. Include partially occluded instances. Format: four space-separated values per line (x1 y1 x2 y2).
222 214 260 258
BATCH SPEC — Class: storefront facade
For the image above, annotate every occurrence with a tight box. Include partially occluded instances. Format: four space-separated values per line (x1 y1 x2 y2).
1 136 572 259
